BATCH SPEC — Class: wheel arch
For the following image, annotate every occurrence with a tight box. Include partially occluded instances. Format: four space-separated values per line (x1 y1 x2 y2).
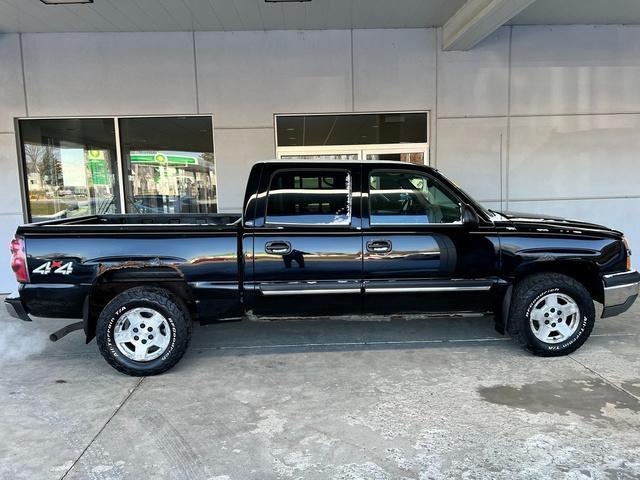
514 260 603 303
499 261 603 334
84 266 195 343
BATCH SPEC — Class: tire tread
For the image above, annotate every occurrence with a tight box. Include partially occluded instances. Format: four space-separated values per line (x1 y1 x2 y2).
509 272 595 356
96 286 192 376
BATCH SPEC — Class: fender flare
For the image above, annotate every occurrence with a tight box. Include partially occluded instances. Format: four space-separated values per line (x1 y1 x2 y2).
83 265 192 343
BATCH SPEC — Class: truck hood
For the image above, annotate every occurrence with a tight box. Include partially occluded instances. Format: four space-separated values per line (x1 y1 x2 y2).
495 210 623 237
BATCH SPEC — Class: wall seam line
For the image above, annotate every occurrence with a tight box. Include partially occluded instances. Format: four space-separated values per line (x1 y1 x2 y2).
192 30 200 114
505 25 513 211
433 28 439 169
350 29 355 112
499 132 503 210
18 33 29 117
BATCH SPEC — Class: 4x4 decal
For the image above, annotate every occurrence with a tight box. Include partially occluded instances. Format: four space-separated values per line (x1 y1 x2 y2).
33 261 74 276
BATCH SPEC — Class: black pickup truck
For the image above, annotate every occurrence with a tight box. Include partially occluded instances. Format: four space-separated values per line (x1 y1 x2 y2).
6 160 640 375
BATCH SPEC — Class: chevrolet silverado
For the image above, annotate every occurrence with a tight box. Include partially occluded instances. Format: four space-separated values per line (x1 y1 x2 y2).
5 160 639 375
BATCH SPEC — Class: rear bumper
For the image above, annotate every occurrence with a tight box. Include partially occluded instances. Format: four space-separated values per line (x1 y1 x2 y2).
4 290 31 322
602 270 640 318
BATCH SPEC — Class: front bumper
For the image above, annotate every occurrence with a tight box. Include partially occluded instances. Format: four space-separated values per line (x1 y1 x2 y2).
602 270 640 318
4 290 31 322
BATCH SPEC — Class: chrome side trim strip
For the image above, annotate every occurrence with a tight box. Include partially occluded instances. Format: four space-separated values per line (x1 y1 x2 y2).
366 286 492 293
260 288 361 296
191 282 239 290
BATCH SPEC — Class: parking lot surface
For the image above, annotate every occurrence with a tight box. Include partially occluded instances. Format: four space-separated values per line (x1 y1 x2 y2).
1 300 639 479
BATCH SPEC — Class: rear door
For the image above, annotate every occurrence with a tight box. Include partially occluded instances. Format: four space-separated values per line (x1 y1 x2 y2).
249 164 363 317
362 165 500 314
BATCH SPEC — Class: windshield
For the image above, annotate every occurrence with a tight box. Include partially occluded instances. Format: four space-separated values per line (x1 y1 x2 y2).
430 171 497 220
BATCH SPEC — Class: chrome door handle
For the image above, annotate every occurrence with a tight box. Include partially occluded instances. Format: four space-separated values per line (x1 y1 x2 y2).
265 240 292 255
366 240 392 253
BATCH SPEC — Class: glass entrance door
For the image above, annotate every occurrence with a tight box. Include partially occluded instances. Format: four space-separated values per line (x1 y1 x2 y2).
363 146 428 165
277 145 429 165
279 147 359 161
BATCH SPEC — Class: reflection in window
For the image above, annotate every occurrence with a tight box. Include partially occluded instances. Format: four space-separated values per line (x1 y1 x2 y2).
119 117 216 214
266 170 351 225
369 170 461 225
365 152 425 164
276 113 428 147
280 154 358 160
19 118 120 222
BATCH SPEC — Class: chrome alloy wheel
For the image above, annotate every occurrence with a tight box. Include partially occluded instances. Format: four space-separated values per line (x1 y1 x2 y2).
113 307 172 362
529 292 581 344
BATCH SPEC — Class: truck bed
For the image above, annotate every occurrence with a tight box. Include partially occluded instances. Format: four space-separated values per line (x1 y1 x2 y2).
16 213 243 320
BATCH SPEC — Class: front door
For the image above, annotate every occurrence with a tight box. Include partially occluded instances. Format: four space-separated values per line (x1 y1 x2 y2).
362 165 500 314
250 165 363 317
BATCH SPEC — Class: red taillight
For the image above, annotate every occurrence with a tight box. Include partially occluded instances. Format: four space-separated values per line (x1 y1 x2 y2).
10 237 29 283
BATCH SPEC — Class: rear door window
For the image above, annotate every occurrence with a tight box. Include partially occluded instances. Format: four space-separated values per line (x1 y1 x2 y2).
266 170 351 225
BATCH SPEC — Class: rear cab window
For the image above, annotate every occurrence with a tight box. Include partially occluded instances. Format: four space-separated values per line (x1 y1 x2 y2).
265 169 352 226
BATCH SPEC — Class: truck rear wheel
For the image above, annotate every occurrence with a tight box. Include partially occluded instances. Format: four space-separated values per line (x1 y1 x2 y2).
509 273 595 356
96 287 192 376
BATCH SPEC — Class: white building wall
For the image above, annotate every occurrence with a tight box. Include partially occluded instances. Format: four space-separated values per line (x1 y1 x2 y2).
0 34 27 293
352 29 437 112
195 30 353 128
0 25 638 291
21 32 199 117
435 25 640 271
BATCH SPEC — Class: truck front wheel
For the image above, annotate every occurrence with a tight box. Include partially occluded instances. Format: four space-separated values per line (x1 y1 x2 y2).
509 273 595 356
96 287 192 376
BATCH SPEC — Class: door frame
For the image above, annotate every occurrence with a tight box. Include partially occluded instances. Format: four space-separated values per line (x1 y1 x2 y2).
246 161 365 316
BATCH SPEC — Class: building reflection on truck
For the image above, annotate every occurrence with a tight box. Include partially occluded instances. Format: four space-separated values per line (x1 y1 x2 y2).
283 249 307 268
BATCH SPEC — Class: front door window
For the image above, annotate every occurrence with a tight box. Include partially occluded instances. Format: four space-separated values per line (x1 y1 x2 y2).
369 170 462 225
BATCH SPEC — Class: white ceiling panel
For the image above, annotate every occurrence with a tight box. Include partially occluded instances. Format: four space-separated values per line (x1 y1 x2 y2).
3 0 640 34
512 0 640 25
281 2 308 30
256 1 286 30
92 0 144 31
228 0 264 30
0 0 468 33
182 0 224 31
114 0 175 32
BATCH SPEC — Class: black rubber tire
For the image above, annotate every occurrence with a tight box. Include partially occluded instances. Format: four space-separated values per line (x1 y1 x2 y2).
96 287 192 376
509 273 595 356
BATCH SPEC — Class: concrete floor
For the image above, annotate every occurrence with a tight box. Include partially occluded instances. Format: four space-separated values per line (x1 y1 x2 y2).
1 301 639 480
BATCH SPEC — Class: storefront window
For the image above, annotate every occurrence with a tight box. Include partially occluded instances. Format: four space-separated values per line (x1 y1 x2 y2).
119 116 217 214
276 113 429 147
19 118 121 222
18 116 217 221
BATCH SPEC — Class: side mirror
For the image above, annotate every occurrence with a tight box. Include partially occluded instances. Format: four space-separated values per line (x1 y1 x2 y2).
462 204 479 226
